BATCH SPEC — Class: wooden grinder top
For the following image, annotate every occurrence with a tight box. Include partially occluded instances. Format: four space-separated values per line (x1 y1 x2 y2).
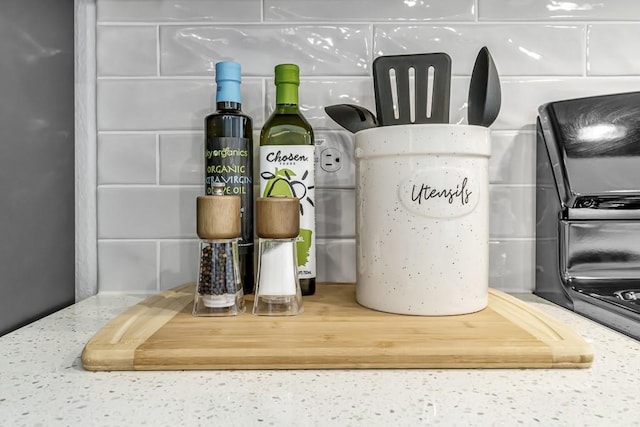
256 197 300 239
196 184 240 240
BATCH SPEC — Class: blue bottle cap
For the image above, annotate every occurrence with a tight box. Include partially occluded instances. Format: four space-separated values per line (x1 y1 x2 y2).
215 61 242 104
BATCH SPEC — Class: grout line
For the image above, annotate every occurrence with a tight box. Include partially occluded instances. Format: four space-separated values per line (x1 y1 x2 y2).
98 129 540 135
369 24 375 66
96 75 373 80
155 134 160 185
99 130 203 135
98 184 202 189
156 25 161 76
96 20 477 26
261 77 267 122
98 236 537 242
260 0 264 22
100 238 200 242
95 19 639 26
94 74 640 81
97 75 215 80
97 21 263 26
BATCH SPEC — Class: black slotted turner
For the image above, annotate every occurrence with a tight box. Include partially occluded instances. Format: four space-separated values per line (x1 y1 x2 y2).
373 53 452 126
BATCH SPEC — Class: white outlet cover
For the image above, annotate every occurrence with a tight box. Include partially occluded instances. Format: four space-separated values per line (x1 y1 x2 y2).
314 131 355 188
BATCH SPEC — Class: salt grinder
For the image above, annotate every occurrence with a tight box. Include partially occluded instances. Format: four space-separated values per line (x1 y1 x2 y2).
193 183 245 316
253 196 303 316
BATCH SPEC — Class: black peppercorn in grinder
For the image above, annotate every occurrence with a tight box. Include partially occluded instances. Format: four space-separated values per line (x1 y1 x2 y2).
193 182 245 317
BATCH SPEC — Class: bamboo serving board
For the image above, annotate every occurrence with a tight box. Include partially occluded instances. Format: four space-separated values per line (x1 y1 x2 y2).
82 284 593 371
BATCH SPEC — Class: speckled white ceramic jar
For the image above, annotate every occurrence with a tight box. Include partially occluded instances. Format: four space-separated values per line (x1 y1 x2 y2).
355 124 490 315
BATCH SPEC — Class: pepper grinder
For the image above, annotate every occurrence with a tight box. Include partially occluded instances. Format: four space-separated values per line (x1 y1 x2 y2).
193 183 245 316
253 196 303 316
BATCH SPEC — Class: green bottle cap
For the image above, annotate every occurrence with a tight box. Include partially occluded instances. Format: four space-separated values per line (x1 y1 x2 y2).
274 64 300 85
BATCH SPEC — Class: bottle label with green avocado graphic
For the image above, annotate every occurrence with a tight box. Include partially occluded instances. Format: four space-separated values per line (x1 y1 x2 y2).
259 145 316 279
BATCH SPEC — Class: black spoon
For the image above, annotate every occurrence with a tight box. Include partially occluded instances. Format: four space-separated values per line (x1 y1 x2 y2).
468 47 501 127
325 104 379 133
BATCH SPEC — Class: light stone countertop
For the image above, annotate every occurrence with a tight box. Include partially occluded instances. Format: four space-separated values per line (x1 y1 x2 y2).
0 291 638 427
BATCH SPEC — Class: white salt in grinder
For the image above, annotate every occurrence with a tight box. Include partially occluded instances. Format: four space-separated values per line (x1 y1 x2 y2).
253 196 303 316
193 183 245 316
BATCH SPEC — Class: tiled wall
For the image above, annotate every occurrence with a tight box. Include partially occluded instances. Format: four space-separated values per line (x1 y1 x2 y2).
95 0 640 294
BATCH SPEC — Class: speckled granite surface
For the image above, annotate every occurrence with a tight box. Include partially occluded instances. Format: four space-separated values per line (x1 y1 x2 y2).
0 292 638 426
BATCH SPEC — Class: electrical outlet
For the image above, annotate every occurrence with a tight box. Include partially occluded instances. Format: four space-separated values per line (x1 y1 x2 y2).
314 132 355 188
320 147 342 173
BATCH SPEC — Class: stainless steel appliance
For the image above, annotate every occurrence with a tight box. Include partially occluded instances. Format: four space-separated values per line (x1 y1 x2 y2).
536 92 640 340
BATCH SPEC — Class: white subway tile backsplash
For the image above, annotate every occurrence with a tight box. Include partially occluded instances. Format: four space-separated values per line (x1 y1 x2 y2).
265 78 374 130
489 132 536 185
160 25 371 76
489 186 535 238
374 24 585 76
98 134 157 184
159 240 199 290
480 0 640 21
97 0 261 23
97 79 263 131
317 238 356 283
97 26 157 76
587 24 640 75
91 0 640 295
98 241 157 292
159 133 203 185
98 187 200 239
316 189 355 238
98 79 211 131
264 0 475 22
489 239 535 292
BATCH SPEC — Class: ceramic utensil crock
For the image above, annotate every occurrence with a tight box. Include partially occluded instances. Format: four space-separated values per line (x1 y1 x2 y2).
355 124 490 315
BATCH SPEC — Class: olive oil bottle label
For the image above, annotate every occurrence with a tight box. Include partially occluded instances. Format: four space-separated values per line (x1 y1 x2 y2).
206 136 253 247
259 145 316 279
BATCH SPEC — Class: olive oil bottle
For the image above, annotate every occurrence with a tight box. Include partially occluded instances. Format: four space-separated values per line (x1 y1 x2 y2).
205 61 254 294
259 64 316 296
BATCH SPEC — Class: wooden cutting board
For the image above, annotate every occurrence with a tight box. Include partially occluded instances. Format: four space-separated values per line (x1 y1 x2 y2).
82 284 593 371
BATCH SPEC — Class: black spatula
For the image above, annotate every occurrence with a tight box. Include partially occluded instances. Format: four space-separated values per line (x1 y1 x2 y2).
373 53 452 126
